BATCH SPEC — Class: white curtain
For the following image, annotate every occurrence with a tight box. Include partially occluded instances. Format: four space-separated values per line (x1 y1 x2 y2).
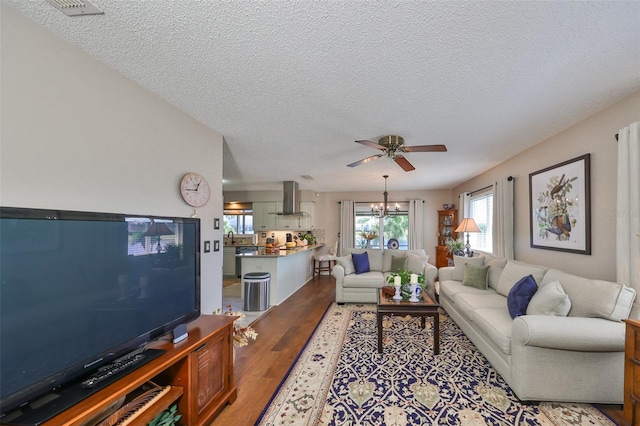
493 177 514 259
458 192 470 223
616 122 640 292
339 201 355 256
408 200 424 250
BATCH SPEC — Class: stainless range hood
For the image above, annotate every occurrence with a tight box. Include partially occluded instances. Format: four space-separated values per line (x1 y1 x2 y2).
275 181 305 216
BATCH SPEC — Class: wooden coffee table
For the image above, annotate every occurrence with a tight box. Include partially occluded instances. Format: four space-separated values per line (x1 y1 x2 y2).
377 288 440 354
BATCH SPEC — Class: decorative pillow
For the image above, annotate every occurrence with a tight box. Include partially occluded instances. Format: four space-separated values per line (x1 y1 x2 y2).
462 264 490 290
495 260 546 297
390 255 407 273
453 255 485 281
526 279 571 316
406 254 429 274
507 274 538 318
336 255 355 275
351 251 370 274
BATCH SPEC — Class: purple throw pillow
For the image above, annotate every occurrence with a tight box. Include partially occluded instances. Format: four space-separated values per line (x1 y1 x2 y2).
507 274 538 318
351 251 370 274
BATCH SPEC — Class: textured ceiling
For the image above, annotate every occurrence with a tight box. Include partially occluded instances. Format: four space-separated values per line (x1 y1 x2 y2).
4 1 640 192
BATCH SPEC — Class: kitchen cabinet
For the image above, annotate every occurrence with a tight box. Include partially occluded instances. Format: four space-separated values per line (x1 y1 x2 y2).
223 246 236 276
436 209 458 268
253 201 315 231
253 202 279 230
299 201 315 230
275 202 315 231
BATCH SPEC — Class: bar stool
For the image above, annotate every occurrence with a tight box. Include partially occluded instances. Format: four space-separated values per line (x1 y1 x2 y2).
313 241 337 277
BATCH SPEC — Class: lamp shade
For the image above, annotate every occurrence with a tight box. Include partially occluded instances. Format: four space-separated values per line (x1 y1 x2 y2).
144 221 174 237
455 218 481 233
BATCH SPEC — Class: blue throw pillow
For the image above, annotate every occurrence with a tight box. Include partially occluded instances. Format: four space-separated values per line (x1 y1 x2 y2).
507 274 538 318
351 251 370 274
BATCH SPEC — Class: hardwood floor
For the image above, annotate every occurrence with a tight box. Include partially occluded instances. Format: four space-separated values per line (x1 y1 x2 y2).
210 274 625 425
211 274 335 425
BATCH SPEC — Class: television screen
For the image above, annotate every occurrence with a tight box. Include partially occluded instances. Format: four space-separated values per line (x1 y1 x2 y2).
0 207 201 420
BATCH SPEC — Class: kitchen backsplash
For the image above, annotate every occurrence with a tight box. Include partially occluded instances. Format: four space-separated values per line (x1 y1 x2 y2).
224 230 327 246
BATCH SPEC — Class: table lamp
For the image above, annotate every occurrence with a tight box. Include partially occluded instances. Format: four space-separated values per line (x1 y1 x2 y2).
455 218 481 257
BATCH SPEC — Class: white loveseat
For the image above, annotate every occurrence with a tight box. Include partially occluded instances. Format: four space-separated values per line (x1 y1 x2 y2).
332 248 438 304
438 252 638 404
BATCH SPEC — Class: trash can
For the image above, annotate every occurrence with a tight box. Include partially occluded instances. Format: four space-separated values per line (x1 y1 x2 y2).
243 272 270 311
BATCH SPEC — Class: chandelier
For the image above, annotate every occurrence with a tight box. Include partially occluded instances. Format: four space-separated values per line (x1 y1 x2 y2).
371 175 400 218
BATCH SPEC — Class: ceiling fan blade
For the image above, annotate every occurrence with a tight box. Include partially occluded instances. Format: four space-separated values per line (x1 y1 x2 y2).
347 154 383 168
394 155 415 172
355 140 385 150
403 144 448 152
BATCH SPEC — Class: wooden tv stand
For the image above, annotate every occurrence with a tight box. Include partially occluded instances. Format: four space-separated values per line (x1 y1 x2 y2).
39 315 237 426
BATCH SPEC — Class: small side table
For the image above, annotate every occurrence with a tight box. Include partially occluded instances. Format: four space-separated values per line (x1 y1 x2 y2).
622 319 640 426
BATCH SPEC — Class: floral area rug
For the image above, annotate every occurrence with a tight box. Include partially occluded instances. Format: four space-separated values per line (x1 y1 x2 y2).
257 303 615 426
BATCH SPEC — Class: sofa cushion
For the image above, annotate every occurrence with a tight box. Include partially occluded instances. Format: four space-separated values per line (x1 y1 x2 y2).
454 291 505 322
526 279 571 316
440 280 492 305
342 271 385 288
473 308 514 355
484 256 508 291
407 253 429 275
453 255 485 281
462 264 490 290
336 255 355 275
390 255 407 272
507 275 538 318
542 269 637 321
495 260 546 297
352 251 370 274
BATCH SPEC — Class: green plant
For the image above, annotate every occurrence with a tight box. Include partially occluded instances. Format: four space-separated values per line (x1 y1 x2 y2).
445 239 465 255
149 404 182 426
163 243 183 261
386 270 425 286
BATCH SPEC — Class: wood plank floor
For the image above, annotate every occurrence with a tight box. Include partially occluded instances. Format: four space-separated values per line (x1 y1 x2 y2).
211 274 335 425
210 274 625 425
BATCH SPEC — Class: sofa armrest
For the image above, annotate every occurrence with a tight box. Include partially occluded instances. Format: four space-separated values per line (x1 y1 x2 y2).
424 263 437 287
332 264 345 281
438 266 454 282
513 315 625 352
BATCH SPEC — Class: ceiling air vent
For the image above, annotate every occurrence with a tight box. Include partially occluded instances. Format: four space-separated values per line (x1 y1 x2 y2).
47 0 104 17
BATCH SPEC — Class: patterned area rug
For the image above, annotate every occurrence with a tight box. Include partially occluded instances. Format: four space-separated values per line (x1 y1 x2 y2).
257 303 615 426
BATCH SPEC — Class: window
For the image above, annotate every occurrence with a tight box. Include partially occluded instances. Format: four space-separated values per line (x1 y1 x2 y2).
127 218 178 255
354 202 409 249
468 191 493 253
223 202 253 234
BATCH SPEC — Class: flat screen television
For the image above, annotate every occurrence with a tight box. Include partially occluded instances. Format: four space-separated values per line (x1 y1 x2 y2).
0 207 201 423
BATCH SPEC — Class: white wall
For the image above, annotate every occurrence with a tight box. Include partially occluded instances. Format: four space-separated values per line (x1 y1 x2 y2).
1 4 225 314
452 91 640 281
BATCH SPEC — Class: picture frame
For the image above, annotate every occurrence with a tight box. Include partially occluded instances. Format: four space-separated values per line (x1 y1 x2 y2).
529 153 591 254
214 217 220 230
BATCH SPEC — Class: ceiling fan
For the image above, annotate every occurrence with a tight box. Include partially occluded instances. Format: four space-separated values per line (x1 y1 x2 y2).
347 135 447 171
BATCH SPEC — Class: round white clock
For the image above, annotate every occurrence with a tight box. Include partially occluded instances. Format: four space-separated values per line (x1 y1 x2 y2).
180 172 210 207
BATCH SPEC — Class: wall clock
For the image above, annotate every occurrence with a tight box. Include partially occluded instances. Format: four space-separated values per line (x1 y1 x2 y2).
180 172 210 207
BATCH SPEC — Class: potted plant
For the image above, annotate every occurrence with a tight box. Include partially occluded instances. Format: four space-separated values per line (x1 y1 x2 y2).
445 239 465 256
386 270 425 298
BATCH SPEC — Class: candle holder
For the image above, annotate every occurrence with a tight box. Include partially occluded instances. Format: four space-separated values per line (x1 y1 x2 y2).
409 283 419 302
393 283 402 300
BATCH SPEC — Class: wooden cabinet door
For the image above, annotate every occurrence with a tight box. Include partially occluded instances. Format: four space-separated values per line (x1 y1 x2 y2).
187 329 232 424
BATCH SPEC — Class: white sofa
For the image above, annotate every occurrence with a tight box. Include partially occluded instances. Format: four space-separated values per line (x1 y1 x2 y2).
332 248 438 304
438 252 638 404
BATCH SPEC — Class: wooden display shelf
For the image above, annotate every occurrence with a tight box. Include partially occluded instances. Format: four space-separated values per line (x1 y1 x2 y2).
7 315 238 426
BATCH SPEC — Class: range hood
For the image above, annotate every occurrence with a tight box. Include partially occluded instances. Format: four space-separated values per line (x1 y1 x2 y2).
275 181 305 216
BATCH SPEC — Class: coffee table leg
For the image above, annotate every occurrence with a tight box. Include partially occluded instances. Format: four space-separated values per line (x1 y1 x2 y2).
433 313 440 355
377 312 383 353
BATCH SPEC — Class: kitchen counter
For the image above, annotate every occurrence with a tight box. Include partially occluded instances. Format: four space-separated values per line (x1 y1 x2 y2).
237 244 323 306
235 244 323 258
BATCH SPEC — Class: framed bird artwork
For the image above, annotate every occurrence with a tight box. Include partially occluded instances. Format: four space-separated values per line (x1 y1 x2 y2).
529 154 591 254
